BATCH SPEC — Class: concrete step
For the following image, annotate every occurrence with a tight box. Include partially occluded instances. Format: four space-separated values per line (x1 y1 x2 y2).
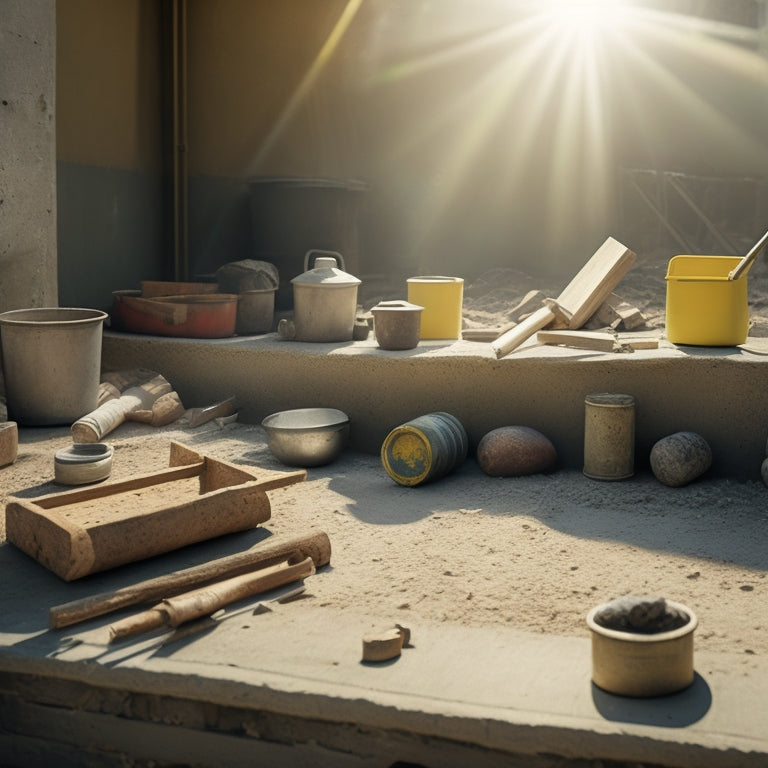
101 331 768 482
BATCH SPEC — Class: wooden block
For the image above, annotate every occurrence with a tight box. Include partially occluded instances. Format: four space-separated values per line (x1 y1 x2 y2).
537 330 618 352
361 624 411 662
5 441 306 581
587 293 646 331
621 336 660 350
555 239 636 328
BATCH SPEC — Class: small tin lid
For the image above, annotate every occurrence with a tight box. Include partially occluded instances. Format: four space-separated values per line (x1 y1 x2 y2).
585 393 635 407
381 426 432 486
291 256 361 287
54 443 114 485
371 300 424 313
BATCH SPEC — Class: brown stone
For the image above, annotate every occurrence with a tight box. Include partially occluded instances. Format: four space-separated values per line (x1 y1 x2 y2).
477 426 557 477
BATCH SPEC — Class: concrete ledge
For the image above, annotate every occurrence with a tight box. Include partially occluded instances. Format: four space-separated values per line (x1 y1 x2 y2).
2 601 767 768
102 331 768 481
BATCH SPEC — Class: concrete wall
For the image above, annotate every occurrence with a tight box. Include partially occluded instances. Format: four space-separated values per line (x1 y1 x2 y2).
185 0 768 290
56 0 166 311
0 0 57 312
5 2 768 312
101 333 768 482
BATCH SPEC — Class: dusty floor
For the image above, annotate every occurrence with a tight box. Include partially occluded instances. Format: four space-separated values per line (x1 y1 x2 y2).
1 418 766 666
1 242 767 667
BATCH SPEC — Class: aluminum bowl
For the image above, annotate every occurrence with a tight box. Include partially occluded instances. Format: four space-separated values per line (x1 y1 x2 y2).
261 408 350 467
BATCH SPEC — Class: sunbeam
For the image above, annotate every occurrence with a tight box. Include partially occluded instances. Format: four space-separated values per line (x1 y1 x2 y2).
355 0 768 262
247 0 364 173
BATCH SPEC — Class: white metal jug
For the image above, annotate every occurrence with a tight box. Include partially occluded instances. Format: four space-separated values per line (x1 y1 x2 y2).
283 250 361 342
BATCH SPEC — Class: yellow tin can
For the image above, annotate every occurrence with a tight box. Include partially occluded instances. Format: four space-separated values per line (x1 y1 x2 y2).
407 276 463 339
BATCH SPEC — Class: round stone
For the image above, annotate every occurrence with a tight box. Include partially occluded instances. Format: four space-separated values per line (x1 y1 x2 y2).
650 431 712 487
477 426 557 477
761 457 768 488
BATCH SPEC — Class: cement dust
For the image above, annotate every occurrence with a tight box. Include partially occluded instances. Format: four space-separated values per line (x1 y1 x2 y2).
1 418 765 664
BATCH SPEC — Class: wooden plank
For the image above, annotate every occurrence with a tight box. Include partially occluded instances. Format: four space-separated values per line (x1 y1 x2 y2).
555 237 637 328
621 336 660 350
491 237 636 357
537 330 618 352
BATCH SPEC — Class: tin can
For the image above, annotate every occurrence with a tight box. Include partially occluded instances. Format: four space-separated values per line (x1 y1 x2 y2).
381 412 468 486
583 393 635 480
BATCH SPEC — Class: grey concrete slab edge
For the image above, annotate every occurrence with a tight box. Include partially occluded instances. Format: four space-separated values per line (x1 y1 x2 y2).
1 601 767 767
102 331 768 481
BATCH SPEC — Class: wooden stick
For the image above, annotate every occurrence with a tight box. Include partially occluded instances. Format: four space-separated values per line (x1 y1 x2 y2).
537 330 619 353
107 556 315 643
50 531 331 629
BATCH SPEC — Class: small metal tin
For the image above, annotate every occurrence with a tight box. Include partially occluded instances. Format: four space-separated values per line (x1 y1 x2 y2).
583 393 635 480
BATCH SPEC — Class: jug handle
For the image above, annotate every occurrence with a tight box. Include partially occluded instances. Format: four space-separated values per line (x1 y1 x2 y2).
304 249 345 272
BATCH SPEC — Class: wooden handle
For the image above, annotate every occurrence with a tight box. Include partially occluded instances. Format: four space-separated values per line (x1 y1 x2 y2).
70 398 137 442
50 531 332 629
490 305 556 358
161 556 314 626
107 608 167 643
729 228 768 281
107 557 314 643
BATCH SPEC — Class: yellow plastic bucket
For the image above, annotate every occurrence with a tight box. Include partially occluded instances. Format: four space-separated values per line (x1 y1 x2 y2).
407 276 463 339
665 255 749 346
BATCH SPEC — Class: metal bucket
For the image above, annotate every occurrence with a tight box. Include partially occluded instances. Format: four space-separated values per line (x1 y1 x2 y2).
248 177 367 310
0 307 107 425
236 288 276 334
381 411 468 486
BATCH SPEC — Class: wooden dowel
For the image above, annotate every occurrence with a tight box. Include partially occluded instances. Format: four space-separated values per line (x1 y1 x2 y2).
50 531 331 629
107 556 314 643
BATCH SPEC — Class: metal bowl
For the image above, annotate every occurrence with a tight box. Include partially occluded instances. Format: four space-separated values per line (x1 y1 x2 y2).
261 408 350 467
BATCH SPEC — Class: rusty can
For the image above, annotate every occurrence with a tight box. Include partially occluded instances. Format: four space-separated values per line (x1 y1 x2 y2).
583 393 635 480
381 412 468 486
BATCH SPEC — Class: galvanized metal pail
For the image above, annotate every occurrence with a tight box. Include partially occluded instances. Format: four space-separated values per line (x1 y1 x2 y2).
0 307 107 425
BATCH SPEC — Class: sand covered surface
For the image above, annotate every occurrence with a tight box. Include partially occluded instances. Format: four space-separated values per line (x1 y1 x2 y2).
1 243 766 667
1 415 765 666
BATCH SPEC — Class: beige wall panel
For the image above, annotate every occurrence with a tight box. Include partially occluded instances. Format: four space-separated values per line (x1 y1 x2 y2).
188 0 357 178
56 0 162 171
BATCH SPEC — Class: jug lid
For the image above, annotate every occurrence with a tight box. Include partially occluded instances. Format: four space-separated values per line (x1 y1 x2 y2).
292 256 361 287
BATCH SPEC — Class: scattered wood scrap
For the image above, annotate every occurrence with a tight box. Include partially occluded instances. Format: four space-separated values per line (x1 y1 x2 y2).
362 624 412 662
537 330 618 352
537 330 660 353
463 291 648 343
584 292 646 331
